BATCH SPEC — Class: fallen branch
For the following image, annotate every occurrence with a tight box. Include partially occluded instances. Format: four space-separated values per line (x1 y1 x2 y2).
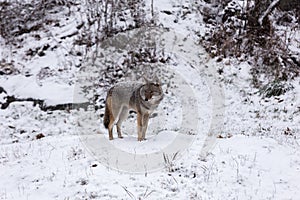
1 95 92 111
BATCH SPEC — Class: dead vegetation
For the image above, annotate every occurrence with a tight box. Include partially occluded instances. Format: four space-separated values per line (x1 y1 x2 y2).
199 0 300 95
0 0 75 44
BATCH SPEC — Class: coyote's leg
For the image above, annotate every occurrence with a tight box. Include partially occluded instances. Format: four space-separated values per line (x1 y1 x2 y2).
108 115 115 140
137 112 143 141
141 113 149 140
116 106 128 138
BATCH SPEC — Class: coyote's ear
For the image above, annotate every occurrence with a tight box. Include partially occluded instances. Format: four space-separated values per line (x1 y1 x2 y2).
143 75 150 84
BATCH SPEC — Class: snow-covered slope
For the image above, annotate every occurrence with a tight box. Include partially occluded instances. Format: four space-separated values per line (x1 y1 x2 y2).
0 0 299 199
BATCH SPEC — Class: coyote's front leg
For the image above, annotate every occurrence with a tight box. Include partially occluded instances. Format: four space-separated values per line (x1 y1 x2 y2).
141 113 149 140
137 112 143 141
137 112 149 141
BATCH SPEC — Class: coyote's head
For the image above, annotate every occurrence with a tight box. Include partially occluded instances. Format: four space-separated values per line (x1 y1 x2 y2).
142 76 163 102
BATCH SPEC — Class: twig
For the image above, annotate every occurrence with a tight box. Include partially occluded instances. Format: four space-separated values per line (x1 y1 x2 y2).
122 186 136 200
258 0 280 26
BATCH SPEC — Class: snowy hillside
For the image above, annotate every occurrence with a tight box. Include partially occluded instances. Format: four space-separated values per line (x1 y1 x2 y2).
0 0 299 199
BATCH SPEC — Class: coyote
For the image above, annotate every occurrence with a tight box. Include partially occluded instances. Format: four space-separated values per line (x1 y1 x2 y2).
103 76 163 141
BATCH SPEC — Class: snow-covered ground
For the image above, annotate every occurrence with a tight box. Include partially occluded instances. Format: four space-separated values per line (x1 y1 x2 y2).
0 0 300 199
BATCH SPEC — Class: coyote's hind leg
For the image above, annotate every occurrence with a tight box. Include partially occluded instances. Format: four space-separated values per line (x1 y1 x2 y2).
108 116 115 140
116 106 128 138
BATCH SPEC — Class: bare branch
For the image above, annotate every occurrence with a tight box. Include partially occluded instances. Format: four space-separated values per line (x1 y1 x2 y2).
258 0 280 26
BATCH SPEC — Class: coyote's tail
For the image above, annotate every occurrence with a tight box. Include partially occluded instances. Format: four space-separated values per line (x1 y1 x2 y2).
104 89 113 129
103 101 110 129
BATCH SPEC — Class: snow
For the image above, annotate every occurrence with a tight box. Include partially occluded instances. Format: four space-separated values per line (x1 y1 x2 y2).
1 134 299 199
0 0 300 199
0 74 87 105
